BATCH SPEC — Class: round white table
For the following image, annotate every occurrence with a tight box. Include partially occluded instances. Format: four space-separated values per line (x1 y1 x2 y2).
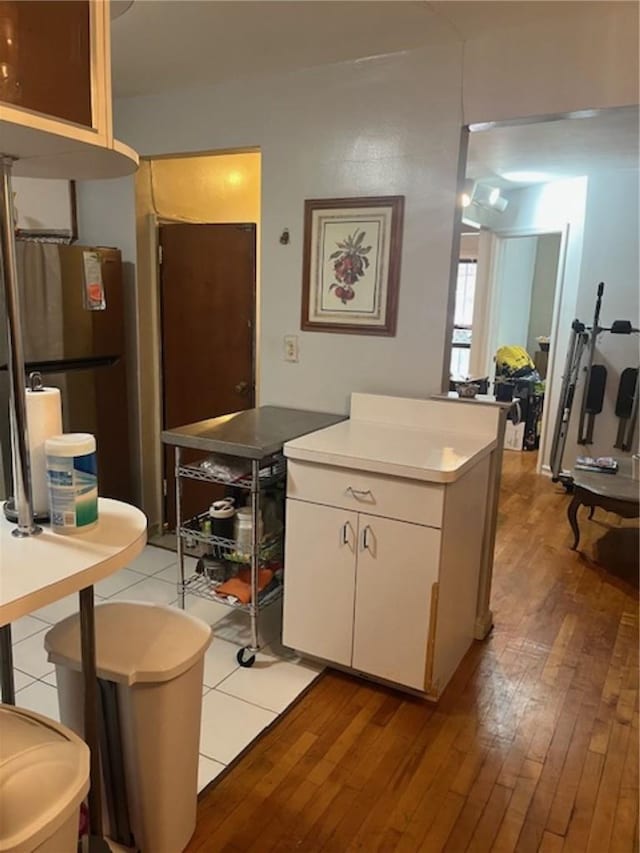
0 498 147 848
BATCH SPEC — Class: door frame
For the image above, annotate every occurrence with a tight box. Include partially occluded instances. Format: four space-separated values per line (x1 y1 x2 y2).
135 213 260 536
156 221 258 529
471 224 569 474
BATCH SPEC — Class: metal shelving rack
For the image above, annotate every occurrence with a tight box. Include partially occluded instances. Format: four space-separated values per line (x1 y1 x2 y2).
174 449 286 667
162 407 346 668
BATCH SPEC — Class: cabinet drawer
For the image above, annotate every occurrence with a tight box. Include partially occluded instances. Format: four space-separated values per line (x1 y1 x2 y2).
287 460 444 528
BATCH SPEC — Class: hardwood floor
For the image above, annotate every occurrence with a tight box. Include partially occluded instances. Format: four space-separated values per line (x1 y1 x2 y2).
188 451 639 852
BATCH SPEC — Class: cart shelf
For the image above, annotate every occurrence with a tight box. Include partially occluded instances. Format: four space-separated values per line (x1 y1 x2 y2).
181 571 283 612
161 407 345 667
180 511 283 563
178 454 286 489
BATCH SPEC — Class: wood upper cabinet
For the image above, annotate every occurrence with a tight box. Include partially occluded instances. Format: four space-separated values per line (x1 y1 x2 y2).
0 1 92 126
0 0 138 179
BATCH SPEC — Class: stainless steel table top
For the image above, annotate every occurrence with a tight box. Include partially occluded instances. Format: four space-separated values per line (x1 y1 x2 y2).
161 406 345 460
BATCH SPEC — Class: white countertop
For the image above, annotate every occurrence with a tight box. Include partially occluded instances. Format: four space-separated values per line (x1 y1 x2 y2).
0 498 147 626
284 419 497 483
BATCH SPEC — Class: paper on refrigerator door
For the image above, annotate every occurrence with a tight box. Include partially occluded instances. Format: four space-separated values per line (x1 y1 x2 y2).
82 250 106 310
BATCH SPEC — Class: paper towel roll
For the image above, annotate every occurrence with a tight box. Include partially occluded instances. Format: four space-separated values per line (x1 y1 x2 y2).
26 387 62 515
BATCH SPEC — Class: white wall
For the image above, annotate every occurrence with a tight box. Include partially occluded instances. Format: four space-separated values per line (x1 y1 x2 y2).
494 236 537 352
13 178 75 234
477 178 589 468
484 168 639 470
527 234 561 356
570 169 640 460
76 176 140 502
81 47 463 416
77 46 463 526
73 3 638 520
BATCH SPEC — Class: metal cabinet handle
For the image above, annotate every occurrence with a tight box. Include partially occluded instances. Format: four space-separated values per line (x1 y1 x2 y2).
346 487 373 499
362 524 372 552
235 380 250 395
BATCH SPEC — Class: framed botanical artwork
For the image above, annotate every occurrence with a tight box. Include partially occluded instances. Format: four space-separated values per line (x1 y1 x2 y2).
301 195 404 336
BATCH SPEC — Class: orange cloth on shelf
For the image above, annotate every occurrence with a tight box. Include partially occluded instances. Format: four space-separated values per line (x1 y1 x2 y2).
237 567 274 591
215 577 251 605
216 568 274 604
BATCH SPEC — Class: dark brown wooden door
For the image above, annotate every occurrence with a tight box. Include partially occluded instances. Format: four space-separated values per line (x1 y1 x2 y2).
160 223 256 529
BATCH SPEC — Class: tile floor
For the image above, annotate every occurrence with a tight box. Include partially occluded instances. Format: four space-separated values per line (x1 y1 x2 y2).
10 545 323 793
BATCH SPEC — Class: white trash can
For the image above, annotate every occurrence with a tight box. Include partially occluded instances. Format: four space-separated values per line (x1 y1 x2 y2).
0 704 90 853
44 601 213 853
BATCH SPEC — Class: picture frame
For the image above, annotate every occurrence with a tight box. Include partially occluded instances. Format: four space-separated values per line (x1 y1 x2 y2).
301 195 404 336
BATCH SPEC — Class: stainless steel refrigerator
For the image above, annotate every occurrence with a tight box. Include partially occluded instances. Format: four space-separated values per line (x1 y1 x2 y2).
0 243 133 504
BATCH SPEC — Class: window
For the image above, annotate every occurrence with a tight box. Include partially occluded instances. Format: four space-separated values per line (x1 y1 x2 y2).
450 259 477 380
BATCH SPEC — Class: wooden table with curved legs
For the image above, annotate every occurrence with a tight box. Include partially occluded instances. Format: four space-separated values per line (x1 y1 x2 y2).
567 459 639 550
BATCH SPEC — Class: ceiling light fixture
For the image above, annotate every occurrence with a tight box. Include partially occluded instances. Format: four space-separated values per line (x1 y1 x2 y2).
461 179 475 208
461 181 509 214
471 183 500 209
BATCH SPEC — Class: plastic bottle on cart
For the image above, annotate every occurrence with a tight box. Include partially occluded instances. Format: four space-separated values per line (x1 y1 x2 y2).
201 518 213 556
234 507 263 556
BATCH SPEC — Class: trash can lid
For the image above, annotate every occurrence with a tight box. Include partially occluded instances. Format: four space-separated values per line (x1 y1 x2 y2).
0 705 90 853
45 602 213 686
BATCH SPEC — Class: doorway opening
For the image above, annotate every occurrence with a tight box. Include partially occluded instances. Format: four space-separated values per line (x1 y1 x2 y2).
134 149 261 534
160 222 256 528
449 106 638 474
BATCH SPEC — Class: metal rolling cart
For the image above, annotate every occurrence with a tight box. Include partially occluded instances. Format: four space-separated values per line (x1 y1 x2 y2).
162 406 344 667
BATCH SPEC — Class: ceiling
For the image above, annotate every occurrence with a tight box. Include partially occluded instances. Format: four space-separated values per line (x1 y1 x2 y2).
110 2 639 187
111 1 608 99
110 1 450 98
467 107 640 188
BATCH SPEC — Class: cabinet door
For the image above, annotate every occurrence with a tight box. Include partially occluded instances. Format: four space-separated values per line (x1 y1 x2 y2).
1 1 92 126
352 515 440 690
283 499 357 666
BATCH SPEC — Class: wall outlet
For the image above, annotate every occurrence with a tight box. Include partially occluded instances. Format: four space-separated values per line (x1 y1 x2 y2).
284 335 299 362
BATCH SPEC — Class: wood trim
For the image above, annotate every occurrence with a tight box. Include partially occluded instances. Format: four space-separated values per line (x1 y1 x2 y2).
300 195 404 337
424 580 439 692
0 102 102 145
99 0 114 148
69 181 79 241
89 0 100 133
112 137 140 167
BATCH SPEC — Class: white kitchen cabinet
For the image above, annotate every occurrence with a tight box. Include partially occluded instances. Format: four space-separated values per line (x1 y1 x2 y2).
282 500 357 667
352 514 440 690
283 502 440 688
282 393 503 698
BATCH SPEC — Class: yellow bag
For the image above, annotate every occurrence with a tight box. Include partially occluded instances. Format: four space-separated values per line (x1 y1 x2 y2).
495 345 534 376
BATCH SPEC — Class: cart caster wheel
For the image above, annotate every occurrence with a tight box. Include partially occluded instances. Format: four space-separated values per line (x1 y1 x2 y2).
237 648 256 668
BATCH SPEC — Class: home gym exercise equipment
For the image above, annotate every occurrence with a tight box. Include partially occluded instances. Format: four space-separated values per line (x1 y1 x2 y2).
580 364 608 444
549 283 639 487
614 367 639 450
576 282 605 445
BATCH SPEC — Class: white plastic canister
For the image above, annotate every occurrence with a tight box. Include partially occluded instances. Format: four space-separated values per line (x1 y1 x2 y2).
45 434 98 534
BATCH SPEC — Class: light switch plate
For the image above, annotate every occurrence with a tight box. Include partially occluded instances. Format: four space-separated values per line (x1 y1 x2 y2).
284 335 299 362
